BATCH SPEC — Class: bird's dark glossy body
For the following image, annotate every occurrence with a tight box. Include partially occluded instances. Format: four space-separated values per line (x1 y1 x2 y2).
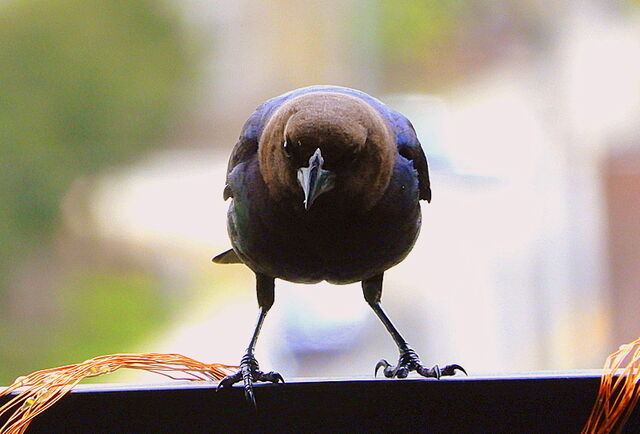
223 85 427 284
226 152 421 284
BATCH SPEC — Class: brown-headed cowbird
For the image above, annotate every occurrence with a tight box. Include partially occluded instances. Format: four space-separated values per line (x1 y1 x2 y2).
214 85 464 405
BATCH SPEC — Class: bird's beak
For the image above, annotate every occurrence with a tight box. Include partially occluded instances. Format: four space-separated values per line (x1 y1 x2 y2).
297 148 335 210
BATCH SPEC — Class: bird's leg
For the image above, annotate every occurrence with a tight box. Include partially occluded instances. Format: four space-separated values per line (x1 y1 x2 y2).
362 273 466 379
218 273 284 406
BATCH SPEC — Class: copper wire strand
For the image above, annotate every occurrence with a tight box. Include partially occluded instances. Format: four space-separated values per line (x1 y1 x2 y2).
583 337 640 434
0 353 237 434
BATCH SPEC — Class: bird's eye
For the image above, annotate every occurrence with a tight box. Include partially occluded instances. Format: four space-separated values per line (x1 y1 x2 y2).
283 140 292 157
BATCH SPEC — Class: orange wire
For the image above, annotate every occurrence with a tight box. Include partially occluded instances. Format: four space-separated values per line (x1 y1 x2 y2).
0 353 237 434
583 338 640 434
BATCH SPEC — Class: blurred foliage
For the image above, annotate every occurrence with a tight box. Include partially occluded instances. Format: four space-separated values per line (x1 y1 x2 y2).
378 0 463 64
376 0 466 90
0 0 195 285
0 271 171 384
0 0 198 382
52 272 170 366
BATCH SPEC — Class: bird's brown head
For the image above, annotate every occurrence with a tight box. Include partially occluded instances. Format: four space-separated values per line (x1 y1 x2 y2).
258 92 396 211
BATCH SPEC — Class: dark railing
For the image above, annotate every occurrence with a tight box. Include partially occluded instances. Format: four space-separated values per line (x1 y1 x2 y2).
2 372 639 433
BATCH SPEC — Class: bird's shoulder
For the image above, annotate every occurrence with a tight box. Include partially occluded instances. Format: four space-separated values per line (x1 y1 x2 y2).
390 114 431 202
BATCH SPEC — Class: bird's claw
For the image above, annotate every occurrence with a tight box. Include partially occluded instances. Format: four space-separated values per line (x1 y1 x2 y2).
440 363 467 377
375 347 466 379
260 371 285 384
217 353 284 407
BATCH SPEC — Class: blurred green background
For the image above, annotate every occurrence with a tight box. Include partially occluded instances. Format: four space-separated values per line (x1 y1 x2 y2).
0 0 195 381
2 0 640 384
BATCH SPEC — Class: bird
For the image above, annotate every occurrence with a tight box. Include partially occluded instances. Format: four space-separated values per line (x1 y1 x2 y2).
213 85 465 405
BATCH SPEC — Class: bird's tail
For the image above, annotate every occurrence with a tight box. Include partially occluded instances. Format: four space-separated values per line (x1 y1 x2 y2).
212 249 242 264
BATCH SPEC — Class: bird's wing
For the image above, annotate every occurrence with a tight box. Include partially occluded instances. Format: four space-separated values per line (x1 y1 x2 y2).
389 113 431 202
223 104 275 199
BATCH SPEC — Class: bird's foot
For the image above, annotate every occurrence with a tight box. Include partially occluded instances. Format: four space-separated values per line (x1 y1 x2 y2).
217 352 284 407
375 345 466 379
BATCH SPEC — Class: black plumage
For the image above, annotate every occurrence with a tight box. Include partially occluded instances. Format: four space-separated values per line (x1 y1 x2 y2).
214 85 464 405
